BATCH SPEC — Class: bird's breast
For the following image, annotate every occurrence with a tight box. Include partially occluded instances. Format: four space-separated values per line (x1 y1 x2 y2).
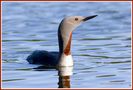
58 54 73 67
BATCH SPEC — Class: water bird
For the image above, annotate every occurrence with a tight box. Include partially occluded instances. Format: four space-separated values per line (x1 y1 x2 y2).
26 15 97 67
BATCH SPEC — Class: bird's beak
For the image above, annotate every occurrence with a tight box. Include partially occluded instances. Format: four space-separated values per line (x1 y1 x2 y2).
83 15 98 21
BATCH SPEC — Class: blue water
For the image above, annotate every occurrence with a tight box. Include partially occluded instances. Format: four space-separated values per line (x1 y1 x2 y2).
2 2 131 88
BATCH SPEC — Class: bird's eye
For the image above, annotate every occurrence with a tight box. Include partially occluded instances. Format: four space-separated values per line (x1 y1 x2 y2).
75 18 78 21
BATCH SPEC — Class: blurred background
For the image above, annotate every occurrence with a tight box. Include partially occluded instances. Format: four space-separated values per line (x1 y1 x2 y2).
2 2 131 88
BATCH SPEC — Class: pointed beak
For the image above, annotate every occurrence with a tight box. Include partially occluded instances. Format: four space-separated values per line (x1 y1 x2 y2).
83 15 98 21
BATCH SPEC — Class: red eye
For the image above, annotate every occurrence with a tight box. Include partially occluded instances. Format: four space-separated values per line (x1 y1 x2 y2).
75 18 78 21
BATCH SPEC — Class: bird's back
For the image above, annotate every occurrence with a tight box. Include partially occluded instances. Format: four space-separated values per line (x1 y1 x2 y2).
26 50 59 66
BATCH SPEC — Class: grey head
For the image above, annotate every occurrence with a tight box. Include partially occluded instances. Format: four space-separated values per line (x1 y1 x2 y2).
60 15 97 33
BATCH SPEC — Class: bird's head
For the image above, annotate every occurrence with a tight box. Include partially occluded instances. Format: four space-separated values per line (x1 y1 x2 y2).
61 15 97 32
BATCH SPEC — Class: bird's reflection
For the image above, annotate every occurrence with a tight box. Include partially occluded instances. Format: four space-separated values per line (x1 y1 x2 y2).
33 65 73 88
33 65 55 71
58 66 73 88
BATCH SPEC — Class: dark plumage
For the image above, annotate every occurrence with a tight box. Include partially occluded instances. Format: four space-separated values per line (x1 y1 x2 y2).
26 50 59 66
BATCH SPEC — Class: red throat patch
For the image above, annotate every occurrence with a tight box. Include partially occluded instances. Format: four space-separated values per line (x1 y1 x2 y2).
64 32 72 55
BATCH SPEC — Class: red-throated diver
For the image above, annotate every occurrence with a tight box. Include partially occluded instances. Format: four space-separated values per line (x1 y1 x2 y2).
26 15 97 67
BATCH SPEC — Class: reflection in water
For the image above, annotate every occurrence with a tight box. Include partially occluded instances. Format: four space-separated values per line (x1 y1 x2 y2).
33 65 56 71
58 76 70 88
58 66 73 88
33 65 73 88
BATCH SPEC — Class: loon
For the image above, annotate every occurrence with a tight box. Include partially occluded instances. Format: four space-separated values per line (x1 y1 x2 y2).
26 15 97 67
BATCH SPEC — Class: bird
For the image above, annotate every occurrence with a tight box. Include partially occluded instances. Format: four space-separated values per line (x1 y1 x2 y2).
26 15 97 67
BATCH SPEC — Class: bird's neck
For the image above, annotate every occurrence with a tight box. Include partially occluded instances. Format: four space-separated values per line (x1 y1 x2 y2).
58 22 72 56
63 32 72 55
58 21 73 66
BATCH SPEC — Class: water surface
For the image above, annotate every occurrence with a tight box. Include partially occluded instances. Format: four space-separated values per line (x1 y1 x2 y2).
2 2 131 88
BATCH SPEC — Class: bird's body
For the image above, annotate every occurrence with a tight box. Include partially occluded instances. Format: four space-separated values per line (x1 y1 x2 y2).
27 50 59 66
26 15 97 67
